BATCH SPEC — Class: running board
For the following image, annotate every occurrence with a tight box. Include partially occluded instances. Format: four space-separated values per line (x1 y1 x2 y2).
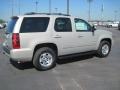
58 51 96 59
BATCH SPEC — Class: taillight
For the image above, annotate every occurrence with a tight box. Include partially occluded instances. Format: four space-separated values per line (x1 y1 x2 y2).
12 33 20 49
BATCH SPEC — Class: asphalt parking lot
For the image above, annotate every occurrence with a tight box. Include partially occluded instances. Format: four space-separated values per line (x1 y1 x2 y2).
0 27 120 90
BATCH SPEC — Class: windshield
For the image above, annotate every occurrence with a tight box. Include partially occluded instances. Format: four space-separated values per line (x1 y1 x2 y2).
7 17 18 33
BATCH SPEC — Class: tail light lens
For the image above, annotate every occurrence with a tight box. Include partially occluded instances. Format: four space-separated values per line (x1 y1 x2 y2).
12 33 20 49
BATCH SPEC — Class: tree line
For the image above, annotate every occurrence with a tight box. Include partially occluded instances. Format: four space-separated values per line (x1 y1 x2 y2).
0 19 5 24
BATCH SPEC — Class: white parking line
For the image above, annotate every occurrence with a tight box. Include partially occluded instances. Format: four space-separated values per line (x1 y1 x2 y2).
52 69 59 74
72 78 84 90
52 69 84 90
56 77 65 90
52 69 65 90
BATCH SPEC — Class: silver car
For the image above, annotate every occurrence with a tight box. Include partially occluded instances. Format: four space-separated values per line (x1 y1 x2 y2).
3 13 113 71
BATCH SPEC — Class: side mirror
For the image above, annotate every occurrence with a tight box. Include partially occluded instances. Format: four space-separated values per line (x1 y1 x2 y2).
91 25 96 32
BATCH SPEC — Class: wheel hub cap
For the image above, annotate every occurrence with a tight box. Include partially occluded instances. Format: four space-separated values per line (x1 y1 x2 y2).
39 53 53 67
102 44 109 55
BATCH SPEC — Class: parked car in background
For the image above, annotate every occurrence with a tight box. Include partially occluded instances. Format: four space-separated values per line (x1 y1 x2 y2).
93 23 98 26
0 23 7 29
0 24 3 29
118 22 120 30
2 23 7 28
107 22 119 28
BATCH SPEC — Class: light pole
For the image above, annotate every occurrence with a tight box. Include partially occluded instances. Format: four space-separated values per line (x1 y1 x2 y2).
12 0 14 16
101 4 104 21
67 0 69 15
55 8 58 13
88 2 90 21
101 3 104 25
18 0 20 15
35 1 39 12
87 0 93 21
114 10 117 22
49 0 51 13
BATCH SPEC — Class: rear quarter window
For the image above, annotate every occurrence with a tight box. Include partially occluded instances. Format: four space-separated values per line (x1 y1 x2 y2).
7 17 18 33
20 17 50 33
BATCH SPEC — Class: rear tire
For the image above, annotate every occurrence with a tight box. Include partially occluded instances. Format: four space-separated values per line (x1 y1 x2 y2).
33 47 57 71
97 41 111 58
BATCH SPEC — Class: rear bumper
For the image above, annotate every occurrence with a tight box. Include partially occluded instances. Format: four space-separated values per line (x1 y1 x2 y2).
2 46 33 62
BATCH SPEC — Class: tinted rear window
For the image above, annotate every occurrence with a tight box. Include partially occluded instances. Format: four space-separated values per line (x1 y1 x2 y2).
20 17 49 33
7 17 18 33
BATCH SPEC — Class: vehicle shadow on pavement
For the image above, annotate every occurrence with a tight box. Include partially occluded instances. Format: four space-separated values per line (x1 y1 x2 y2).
57 54 94 65
10 54 94 70
10 59 34 70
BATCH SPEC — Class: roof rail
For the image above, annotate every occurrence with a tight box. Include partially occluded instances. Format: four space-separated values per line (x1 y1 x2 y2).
24 12 70 16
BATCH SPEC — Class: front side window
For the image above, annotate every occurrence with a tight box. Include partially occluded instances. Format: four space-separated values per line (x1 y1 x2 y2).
74 18 91 32
55 18 72 32
20 17 49 33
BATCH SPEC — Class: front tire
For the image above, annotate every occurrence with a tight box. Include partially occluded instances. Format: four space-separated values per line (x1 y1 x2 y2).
97 41 111 58
33 47 57 71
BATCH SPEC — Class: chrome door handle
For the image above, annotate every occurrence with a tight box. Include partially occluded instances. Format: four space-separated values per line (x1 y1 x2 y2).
53 35 62 38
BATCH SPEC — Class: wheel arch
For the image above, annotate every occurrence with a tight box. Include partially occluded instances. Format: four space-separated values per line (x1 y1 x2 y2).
32 43 58 60
96 38 112 58
96 37 112 50
100 38 112 45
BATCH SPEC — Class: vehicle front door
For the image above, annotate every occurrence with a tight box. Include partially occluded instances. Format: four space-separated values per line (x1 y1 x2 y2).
74 18 97 52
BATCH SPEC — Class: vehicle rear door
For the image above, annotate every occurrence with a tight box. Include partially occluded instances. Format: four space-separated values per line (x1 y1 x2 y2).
52 17 78 56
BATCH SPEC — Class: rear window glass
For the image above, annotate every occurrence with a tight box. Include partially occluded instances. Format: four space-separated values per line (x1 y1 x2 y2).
7 17 18 33
54 18 72 32
20 17 49 33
